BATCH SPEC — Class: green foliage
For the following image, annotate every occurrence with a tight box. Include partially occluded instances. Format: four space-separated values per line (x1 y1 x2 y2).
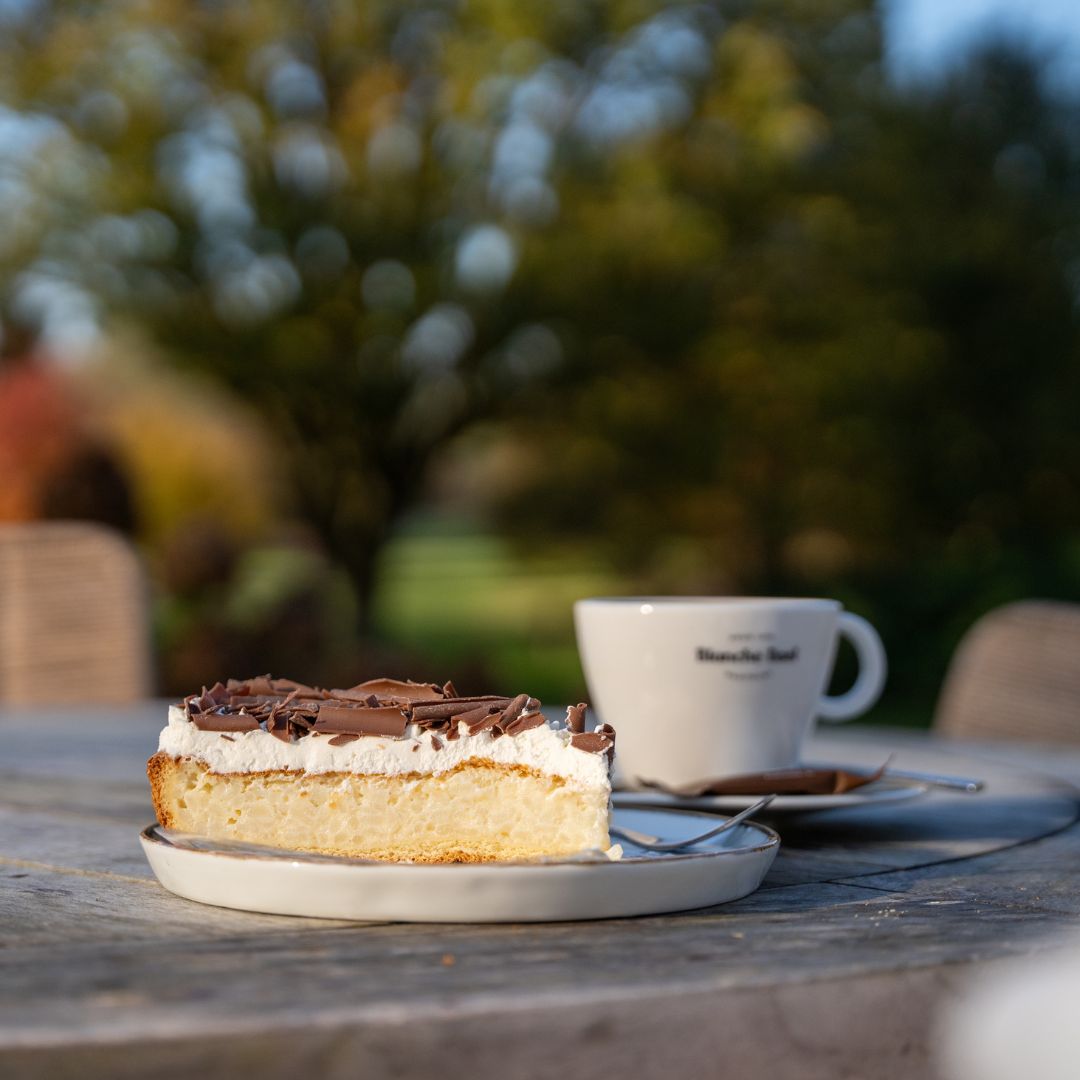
372 516 628 699
2 2 1079 713
492 39 1080 712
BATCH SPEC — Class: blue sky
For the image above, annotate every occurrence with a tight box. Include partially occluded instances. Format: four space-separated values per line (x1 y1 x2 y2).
885 0 1080 89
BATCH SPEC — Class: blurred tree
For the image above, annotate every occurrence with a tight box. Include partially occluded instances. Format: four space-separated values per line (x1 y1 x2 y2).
489 20 1080 712
0 0 887 625
0 0 631 621
2 1 1079 713
495 31 1080 707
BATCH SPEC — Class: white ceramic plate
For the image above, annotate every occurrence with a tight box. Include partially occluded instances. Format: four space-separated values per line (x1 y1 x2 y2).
139 806 779 923
613 779 929 814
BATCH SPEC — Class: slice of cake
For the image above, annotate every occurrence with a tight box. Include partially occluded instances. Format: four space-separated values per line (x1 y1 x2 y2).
147 676 615 863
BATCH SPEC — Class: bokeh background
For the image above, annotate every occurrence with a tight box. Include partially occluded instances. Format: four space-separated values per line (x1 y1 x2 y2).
2 0 1079 720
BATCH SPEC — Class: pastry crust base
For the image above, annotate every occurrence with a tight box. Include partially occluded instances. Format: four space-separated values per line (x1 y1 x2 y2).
148 752 610 863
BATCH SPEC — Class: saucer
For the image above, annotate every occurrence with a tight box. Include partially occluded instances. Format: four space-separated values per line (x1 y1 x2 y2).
139 806 779 923
613 778 930 815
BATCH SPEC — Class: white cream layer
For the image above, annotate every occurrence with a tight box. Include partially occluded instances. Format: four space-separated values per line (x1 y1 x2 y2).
158 705 610 792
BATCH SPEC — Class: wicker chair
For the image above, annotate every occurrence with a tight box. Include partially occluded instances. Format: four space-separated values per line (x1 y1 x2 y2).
933 600 1080 744
0 522 153 704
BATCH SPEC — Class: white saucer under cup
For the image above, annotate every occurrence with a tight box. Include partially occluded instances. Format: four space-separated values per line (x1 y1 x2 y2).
574 597 887 788
612 782 928 815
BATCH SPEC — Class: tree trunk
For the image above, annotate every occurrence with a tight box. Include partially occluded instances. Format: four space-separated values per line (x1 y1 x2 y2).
286 411 470 642
337 534 385 639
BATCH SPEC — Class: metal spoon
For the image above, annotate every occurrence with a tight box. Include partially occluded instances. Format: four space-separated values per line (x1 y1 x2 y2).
609 794 777 853
879 766 984 793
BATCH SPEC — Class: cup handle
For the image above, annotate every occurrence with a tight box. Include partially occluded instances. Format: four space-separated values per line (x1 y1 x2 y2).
816 612 887 722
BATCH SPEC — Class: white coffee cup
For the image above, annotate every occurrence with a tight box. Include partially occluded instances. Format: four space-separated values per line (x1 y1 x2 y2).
574 597 887 786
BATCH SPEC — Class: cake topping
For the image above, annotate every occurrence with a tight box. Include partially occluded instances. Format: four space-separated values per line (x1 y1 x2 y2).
566 703 588 734
345 678 445 702
461 702 505 735
313 705 410 738
327 733 360 747
410 696 510 722
569 732 608 753
570 722 616 762
499 694 531 726
324 689 381 705
179 676 613 758
503 711 546 736
240 675 278 696
189 711 262 733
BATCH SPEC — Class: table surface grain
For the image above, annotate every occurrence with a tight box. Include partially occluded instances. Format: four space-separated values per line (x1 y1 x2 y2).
2 704 1079 1080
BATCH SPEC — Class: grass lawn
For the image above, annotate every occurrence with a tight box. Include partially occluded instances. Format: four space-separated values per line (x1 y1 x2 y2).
372 521 628 701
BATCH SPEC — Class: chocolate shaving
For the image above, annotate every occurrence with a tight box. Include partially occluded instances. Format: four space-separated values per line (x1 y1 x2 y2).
270 691 300 717
175 676 584 752
597 723 616 763
270 678 325 697
313 705 408 738
636 763 888 797
219 734 235 742
570 731 614 755
410 697 510 722
238 675 276 696
408 717 451 734
503 711 545 736
459 702 504 735
204 682 231 706
327 733 359 747
566 703 588 734
190 712 261 733
328 687 384 704
186 682 233 716
228 694 293 708
499 693 530 727
345 678 445 703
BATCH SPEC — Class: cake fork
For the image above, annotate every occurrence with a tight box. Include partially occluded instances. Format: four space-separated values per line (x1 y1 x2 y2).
609 794 776 852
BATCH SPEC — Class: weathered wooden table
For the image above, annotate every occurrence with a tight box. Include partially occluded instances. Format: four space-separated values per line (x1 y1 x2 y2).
2 704 1078 1080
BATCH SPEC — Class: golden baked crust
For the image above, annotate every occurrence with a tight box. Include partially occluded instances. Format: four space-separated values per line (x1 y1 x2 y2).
147 751 175 830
